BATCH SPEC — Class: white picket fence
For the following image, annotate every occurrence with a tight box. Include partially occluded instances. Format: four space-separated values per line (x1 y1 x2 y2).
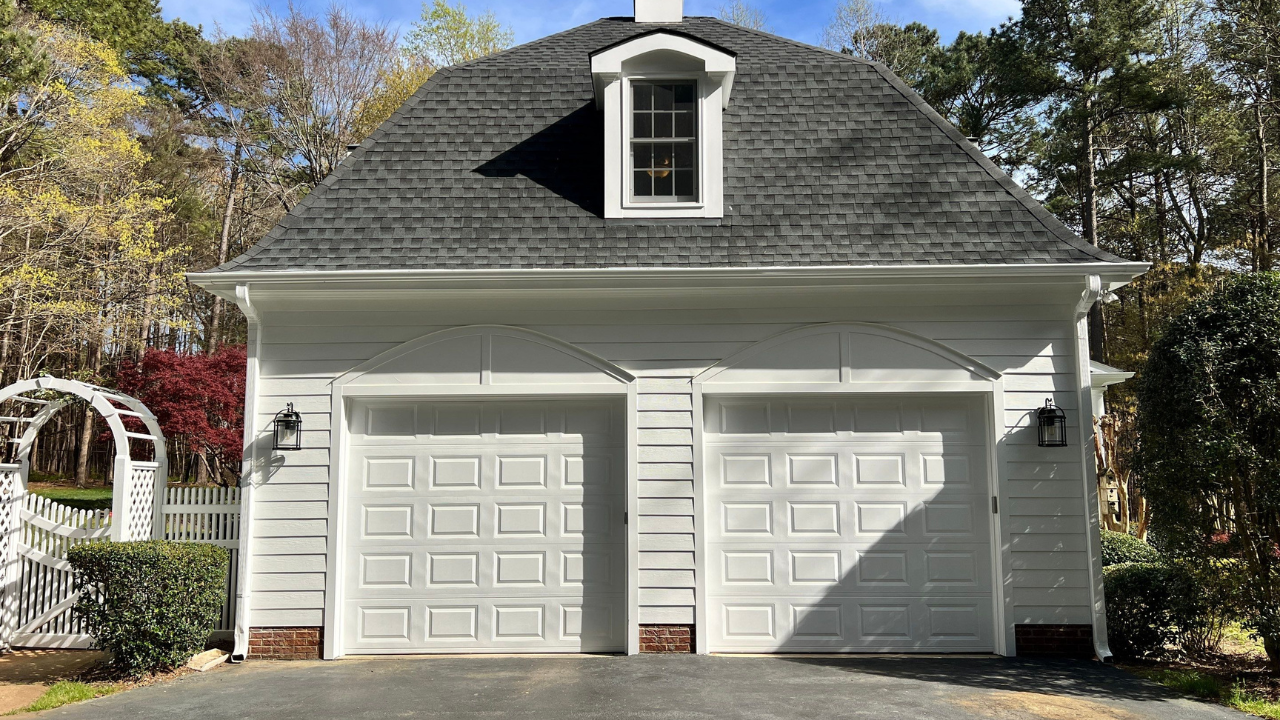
160 486 240 635
0 482 240 649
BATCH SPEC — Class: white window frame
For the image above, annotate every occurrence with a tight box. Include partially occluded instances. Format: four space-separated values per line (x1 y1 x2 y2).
624 75 705 208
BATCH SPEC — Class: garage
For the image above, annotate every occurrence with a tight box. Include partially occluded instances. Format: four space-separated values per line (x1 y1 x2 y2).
341 398 627 653
702 395 995 652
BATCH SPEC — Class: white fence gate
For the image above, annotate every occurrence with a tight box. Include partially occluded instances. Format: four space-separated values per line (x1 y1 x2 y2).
0 378 243 652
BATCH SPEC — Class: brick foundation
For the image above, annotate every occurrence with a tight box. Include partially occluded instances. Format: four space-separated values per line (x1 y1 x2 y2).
248 627 323 660
1015 624 1094 658
639 624 694 653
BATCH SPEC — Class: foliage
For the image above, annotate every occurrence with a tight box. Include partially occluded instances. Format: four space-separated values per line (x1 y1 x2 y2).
1105 561 1185 657
404 0 514 68
1137 272 1280 664
13 681 119 713
1101 529 1162 565
1138 669 1280 719
113 345 246 483
67 540 229 676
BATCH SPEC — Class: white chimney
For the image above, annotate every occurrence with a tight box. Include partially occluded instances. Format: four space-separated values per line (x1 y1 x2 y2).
635 0 683 22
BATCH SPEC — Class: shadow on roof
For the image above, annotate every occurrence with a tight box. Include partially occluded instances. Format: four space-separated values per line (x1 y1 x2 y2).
474 102 604 217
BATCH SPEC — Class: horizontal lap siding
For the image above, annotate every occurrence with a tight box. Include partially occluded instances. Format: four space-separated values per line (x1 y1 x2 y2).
252 295 1091 630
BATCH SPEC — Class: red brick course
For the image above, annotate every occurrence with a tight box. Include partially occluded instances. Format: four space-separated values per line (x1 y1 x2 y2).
249 627 323 660
1015 624 1095 659
639 624 694 653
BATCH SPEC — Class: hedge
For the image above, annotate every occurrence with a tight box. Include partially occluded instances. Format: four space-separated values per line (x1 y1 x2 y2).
1101 529 1162 567
68 541 229 676
1104 560 1244 659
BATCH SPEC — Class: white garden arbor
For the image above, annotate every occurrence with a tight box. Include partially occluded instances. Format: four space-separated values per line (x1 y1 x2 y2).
0 376 167 650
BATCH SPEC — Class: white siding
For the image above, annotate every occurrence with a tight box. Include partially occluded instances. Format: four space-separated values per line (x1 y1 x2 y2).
248 288 1092 631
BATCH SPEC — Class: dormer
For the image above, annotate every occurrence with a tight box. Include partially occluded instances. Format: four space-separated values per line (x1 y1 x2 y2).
590 3 736 219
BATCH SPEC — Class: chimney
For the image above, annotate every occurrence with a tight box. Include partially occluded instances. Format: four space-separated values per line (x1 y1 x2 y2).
635 0 683 23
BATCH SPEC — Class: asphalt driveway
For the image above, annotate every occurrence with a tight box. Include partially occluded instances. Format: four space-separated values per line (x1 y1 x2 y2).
37 655 1248 719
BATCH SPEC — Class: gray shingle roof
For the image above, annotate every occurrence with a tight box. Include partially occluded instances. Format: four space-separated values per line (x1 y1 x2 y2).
214 17 1125 273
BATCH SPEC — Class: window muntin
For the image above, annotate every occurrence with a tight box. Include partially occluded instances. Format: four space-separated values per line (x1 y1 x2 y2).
630 81 698 202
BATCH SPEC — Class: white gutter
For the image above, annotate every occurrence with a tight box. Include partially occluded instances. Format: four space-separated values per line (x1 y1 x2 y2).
1073 276 1113 662
230 285 260 662
189 261 1150 288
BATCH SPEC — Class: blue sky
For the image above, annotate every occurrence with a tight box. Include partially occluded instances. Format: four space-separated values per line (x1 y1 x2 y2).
161 0 1023 49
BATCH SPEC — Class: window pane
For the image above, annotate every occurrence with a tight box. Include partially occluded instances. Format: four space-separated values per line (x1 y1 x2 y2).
674 83 694 106
673 111 694 138
673 143 693 170
674 169 694 197
653 112 673 138
633 170 653 196
633 83 652 110
653 143 674 174
654 168 674 196
634 112 652 139
653 83 674 111
633 143 653 170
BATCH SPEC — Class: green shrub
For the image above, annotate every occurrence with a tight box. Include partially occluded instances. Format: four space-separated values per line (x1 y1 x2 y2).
67 541 229 676
1104 558 1241 659
1101 530 1161 566
1104 561 1192 658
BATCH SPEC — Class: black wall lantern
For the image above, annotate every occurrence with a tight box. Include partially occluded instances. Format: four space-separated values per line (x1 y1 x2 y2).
1037 398 1067 447
273 403 302 451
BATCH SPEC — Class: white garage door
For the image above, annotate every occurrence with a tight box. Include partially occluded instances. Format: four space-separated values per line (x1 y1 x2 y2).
704 396 995 652
343 399 627 653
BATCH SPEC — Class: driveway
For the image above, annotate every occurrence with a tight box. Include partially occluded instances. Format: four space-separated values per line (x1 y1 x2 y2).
37 655 1246 719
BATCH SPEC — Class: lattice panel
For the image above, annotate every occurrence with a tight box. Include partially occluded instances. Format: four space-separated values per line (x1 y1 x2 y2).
126 464 158 542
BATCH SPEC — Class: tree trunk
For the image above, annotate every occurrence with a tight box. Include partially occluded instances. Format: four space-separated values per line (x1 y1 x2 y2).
74 343 101 488
1258 102 1272 270
209 147 242 354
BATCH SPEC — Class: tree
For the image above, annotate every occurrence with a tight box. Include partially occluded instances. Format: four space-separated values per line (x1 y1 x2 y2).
1208 0 1280 270
1137 272 1280 666
249 3 398 193
1014 0 1167 360
403 0 513 69
717 1 770 32
915 29 1041 170
353 0 513 139
821 0 941 85
114 345 247 485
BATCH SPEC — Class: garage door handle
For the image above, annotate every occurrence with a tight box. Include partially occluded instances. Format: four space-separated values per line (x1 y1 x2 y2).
991 496 998 514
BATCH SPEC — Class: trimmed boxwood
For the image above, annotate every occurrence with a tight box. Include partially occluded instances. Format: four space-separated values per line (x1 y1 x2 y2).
1104 561 1188 658
67 541 229 676
1101 529 1162 567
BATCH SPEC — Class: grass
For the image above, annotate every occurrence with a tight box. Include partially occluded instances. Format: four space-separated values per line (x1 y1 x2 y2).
7 681 119 715
27 485 112 511
1139 668 1280 719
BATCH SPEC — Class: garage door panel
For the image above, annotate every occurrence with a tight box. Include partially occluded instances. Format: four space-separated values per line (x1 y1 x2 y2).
709 543 992 595
344 399 626 653
706 596 994 652
704 396 994 653
342 595 627 652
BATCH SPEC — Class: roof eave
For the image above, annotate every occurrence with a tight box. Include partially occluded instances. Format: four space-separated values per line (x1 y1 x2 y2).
188 261 1151 300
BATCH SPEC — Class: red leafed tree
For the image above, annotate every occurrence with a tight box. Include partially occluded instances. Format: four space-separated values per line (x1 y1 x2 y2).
115 346 247 485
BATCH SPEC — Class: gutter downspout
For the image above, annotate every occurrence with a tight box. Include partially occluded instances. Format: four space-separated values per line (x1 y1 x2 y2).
230 285 260 662
1073 275 1113 661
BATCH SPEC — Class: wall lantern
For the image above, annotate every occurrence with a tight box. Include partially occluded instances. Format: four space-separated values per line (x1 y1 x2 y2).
1037 398 1067 448
273 403 302 451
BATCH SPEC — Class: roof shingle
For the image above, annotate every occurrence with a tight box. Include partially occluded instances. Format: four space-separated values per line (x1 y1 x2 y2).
213 17 1125 273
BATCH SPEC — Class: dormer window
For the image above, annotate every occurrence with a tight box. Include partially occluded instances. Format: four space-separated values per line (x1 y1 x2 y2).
591 31 736 219
631 81 698 202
